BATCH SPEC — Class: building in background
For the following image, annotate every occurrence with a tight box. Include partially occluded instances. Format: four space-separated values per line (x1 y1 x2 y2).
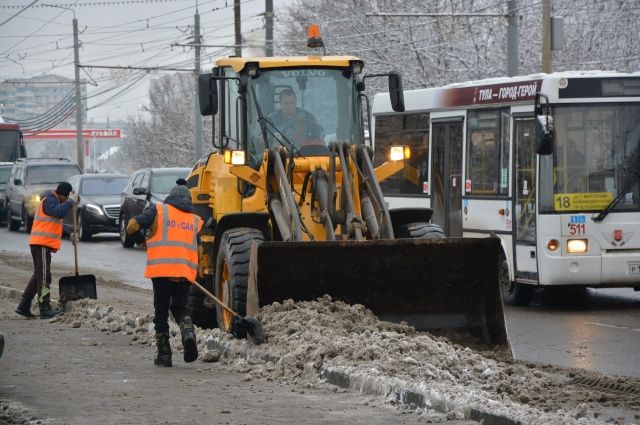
0 75 88 160
0 74 87 128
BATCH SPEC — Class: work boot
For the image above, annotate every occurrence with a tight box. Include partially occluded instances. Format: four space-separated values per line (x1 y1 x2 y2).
38 303 63 319
15 296 35 318
154 331 172 367
179 316 198 363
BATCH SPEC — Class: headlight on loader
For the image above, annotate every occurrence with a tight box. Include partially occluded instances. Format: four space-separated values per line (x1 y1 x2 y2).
567 239 588 253
389 146 410 161
224 150 246 165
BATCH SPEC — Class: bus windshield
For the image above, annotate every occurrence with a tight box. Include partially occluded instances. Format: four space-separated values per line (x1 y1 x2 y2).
0 129 21 162
246 68 360 167
539 103 640 213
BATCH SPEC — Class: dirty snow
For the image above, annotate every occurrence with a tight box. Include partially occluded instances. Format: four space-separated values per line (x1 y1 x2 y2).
53 296 639 425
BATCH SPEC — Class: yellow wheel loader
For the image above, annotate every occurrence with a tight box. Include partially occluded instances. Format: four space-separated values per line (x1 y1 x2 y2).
187 32 509 351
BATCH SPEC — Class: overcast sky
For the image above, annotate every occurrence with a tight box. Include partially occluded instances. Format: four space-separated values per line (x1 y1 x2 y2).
0 0 290 126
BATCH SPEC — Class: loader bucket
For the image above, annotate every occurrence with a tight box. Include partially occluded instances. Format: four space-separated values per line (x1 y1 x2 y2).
246 237 510 352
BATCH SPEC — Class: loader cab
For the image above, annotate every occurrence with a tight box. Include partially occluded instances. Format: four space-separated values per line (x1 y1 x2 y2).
199 57 375 169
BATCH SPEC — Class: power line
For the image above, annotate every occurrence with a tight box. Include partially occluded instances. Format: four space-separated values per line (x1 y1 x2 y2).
78 64 195 71
0 0 39 27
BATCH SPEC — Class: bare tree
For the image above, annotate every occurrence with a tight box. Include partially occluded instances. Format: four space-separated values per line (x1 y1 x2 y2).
278 0 640 90
122 73 213 171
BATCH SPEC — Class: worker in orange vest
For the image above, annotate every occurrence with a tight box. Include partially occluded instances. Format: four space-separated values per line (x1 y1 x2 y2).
127 178 203 367
15 182 77 319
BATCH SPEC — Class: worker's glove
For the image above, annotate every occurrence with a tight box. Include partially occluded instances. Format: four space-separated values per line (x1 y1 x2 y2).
70 232 79 244
126 218 140 235
68 191 79 203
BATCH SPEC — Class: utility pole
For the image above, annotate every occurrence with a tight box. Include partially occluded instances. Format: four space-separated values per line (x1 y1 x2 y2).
265 0 273 57
234 0 241 57
506 0 519 76
542 0 552 73
73 16 84 170
194 6 203 160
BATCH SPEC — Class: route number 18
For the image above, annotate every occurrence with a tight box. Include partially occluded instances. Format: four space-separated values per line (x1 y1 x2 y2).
556 196 571 209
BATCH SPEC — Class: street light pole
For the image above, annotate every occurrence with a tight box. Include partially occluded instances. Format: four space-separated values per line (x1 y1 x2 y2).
43 4 83 170
73 16 84 170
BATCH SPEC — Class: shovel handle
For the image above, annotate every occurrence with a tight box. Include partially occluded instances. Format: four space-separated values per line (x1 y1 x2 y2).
191 281 240 319
71 201 79 275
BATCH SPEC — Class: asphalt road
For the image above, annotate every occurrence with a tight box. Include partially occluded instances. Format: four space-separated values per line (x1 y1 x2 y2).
2 228 639 378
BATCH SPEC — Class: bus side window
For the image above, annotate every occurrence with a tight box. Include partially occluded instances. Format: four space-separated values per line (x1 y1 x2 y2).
466 109 509 196
374 113 429 196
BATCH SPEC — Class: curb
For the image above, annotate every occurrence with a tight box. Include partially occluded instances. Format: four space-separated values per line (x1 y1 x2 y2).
0 285 22 302
205 336 521 425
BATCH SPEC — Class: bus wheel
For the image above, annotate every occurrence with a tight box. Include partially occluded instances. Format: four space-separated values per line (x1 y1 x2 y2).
499 255 534 306
397 222 445 239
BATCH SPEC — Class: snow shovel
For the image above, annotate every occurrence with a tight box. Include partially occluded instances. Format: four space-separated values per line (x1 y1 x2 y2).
59 202 97 303
191 280 265 345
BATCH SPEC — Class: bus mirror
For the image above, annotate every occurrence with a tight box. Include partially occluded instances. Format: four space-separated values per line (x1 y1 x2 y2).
198 73 218 116
534 92 553 155
536 115 554 155
388 72 405 112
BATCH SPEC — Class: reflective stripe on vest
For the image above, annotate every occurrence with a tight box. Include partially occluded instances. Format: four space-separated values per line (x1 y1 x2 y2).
144 203 202 281
29 198 63 250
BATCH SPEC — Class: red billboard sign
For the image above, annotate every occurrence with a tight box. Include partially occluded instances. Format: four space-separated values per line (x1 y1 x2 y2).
24 129 122 140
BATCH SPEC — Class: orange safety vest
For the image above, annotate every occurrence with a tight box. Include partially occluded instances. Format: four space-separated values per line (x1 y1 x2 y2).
144 203 203 281
29 196 63 250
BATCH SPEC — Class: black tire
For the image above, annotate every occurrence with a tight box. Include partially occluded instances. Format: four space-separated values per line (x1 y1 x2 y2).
214 227 265 338
119 213 135 248
396 222 445 239
499 255 534 306
77 212 92 241
7 205 19 231
22 206 33 233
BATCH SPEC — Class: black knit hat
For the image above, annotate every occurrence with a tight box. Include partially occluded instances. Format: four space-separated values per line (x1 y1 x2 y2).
56 182 73 197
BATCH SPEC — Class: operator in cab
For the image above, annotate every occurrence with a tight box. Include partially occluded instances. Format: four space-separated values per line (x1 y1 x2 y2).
269 88 324 148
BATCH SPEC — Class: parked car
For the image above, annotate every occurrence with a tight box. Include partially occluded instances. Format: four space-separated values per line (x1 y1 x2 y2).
119 167 190 247
0 161 13 226
64 173 129 241
5 158 82 232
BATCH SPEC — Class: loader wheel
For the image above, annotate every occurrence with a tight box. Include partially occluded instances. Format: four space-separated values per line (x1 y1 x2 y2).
214 227 265 338
499 255 534 306
397 222 445 239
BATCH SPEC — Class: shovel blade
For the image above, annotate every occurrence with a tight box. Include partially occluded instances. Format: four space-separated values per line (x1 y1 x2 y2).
234 316 266 345
247 237 509 352
59 274 97 302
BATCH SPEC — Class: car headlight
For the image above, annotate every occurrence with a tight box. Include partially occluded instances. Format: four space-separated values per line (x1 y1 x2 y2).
28 194 41 204
86 204 104 215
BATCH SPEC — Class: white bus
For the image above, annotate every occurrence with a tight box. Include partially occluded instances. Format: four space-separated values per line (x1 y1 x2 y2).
372 71 640 305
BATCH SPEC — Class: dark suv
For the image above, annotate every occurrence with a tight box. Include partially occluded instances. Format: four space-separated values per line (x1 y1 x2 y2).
5 158 82 232
64 173 129 241
0 162 13 226
119 167 190 247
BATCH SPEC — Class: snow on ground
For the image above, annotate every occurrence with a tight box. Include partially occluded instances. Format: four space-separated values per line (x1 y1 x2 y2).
55 296 638 425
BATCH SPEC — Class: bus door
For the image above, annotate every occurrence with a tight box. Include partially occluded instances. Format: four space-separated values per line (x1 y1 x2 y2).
513 117 538 276
431 120 463 236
